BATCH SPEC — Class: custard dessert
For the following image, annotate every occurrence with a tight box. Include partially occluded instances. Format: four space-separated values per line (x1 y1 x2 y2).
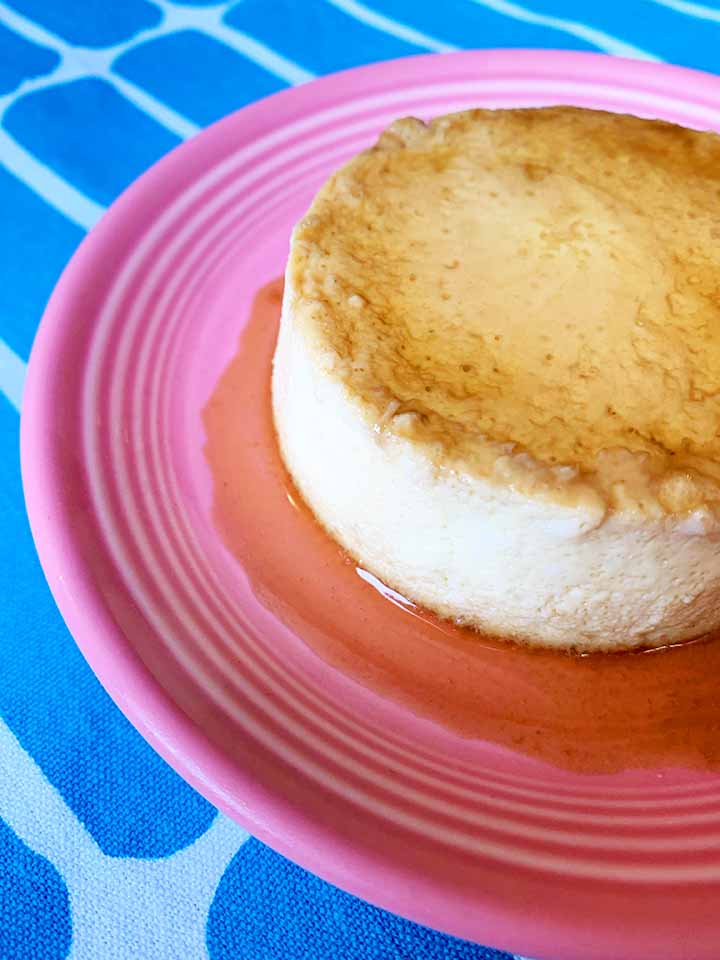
272 106 720 652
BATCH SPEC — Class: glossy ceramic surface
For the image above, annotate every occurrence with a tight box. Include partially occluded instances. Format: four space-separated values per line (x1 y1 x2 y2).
22 51 720 960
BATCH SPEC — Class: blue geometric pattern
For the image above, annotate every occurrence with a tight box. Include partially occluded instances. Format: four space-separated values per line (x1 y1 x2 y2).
207 840 513 960
5 0 161 47
1 1 719 957
0 818 71 960
0 165 82 358
115 30 287 125
224 0 426 73
361 0 596 52
0 21 57 95
5 78 181 205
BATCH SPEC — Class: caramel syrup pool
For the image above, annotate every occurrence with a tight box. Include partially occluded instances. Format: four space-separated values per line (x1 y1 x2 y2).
203 279 720 774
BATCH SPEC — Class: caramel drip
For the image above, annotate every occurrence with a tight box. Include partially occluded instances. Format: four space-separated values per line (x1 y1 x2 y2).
203 279 720 774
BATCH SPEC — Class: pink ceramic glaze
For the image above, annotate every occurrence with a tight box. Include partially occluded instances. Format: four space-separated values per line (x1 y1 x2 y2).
21 51 720 960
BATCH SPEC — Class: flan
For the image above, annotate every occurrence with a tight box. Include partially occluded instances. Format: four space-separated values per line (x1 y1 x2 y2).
272 106 720 652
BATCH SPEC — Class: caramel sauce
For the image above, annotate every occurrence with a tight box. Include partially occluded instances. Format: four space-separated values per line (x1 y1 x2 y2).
290 108 720 512
203 279 720 774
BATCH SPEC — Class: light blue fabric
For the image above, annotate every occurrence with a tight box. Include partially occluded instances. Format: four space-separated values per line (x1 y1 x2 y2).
2 1 719 956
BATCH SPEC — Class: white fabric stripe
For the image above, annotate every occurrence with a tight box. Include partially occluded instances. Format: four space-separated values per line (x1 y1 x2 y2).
0 127 104 229
153 0 316 84
111 73 200 139
0 1 199 138
203 21 315 84
0 56 93 119
0 1 170 57
0 0 68 48
0 716 248 960
66 813 248 960
0 718 102 870
325 0 457 52
650 0 720 23
0 0 310 157
0 337 26 411
468 0 662 60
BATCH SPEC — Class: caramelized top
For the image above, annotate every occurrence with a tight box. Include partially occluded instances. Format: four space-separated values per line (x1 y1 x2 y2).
286 107 720 520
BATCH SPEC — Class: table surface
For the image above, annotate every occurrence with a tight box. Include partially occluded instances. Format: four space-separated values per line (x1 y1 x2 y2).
3 2 720 958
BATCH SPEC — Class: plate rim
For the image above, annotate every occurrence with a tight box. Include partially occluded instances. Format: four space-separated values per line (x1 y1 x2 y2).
20 49 720 960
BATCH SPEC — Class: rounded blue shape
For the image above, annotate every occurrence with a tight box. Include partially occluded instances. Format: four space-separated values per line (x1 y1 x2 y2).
0 818 71 960
207 839 513 960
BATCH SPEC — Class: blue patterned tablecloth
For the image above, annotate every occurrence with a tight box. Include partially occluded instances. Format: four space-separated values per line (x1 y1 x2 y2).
2 1 720 958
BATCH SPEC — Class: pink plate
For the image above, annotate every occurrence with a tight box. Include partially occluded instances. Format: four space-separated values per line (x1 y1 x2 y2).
21 51 720 960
